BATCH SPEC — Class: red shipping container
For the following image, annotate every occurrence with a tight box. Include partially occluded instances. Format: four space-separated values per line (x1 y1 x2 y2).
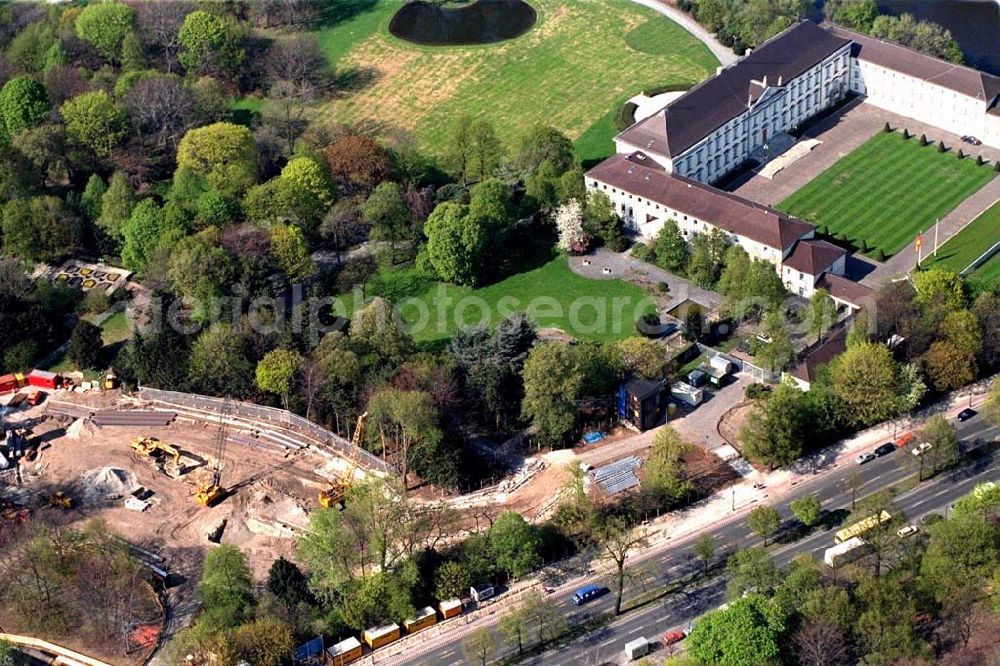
0 374 18 393
27 369 60 390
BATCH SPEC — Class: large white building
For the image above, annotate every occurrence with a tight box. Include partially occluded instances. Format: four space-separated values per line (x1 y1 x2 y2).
831 25 1000 149
615 21 853 184
584 152 858 303
584 18 1000 306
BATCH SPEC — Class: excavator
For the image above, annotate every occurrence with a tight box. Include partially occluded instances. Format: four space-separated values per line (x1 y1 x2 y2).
318 412 367 509
130 437 185 477
195 397 230 507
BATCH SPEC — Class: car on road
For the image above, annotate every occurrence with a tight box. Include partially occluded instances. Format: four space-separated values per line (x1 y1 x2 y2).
957 408 977 422
897 525 919 538
662 630 687 646
911 442 933 457
961 135 982 145
874 443 895 457
856 452 876 465
572 584 605 605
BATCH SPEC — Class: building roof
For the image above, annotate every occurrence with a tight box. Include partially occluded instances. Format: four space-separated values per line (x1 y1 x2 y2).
623 376 664 400
790 326 848 384
585 153 814 251
815 273 875 307
827 24 1000 115
783 238 847 276
617 21 850 158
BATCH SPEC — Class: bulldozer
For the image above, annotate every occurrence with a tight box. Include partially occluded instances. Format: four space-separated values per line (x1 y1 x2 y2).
48 491 74 510
195 397 230 508
318 412 367 509
131 437 185 477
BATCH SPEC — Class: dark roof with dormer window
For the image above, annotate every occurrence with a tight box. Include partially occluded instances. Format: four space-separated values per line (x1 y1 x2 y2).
616 21 850 158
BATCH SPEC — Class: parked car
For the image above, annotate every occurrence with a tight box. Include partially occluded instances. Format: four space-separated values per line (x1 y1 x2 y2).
957 408 977 422
663 630 687 646
856 452 876 465
874 443 895 457
897 525 919 538
911 442 933 457
960 135 982 145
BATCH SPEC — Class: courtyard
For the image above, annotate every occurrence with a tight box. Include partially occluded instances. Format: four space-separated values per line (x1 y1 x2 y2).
306 0 719 162
778 130 995 258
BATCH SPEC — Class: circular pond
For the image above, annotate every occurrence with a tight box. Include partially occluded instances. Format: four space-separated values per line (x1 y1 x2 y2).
389 0 537 47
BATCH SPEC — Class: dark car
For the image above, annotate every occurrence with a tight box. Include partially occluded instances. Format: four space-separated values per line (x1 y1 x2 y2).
874 443 895 457
957 408 977 422
961 135 982 145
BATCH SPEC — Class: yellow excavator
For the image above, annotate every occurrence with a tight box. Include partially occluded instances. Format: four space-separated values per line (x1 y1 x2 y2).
318 412 367 509
195 397 230 507
130 437 185 476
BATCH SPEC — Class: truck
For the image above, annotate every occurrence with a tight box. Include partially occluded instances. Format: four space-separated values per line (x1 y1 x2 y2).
470 584 494 603
670 381 704 407
824 537 872 567
624 637 650 660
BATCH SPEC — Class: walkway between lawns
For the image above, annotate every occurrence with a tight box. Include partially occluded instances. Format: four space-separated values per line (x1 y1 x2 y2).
567 247 723 315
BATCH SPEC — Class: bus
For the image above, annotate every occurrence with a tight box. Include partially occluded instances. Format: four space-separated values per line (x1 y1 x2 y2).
835 510 892 544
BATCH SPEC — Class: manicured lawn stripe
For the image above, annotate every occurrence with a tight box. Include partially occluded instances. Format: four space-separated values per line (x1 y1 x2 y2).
923 199 1000 289
779 132 995 256
309 0 718 161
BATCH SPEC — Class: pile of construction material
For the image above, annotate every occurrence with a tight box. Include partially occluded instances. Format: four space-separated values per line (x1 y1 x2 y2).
80 467 137 503
92 410 176 427
499 458 546 493
590 456 643 495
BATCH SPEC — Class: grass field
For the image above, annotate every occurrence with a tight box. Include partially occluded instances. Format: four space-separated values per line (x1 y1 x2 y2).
923 199 1000 289
339 255 655 344
47 311 132 376
309 0 718 163
778 131 996 257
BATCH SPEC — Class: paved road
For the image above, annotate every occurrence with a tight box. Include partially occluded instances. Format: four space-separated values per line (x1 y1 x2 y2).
409 413 998 665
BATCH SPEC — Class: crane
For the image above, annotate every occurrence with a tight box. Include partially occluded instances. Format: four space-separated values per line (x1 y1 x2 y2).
195 396 230 507
318 411 367 509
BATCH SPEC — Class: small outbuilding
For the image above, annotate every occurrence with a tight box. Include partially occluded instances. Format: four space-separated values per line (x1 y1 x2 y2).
27 369 60 390
618 376 665 431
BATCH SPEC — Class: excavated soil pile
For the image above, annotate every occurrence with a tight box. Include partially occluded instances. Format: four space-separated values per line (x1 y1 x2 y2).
80 467 137 503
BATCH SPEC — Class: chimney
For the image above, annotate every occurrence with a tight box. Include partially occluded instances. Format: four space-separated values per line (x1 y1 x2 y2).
763 74 768 87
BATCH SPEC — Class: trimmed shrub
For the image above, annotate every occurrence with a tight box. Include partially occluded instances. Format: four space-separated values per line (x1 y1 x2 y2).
901 128 910 139
994 161 1000 172
631 242 654 263
657 281 670 293
816 225 828 235
835 232 848 242
976 155 984 166
957 149 964 159
858 239 868 253
938 140 946 153
919 134 928 146
874 248 886 262
883 122 891 133
615 102 639 132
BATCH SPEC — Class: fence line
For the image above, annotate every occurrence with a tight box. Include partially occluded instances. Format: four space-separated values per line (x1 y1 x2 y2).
137 387 390 475
961 240 1000 275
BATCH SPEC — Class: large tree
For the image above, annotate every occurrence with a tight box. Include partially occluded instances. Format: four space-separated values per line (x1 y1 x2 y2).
362 182 411 263
1 196 81 263
187 323 255 397
367 387 442 486
598 517 649 615
748 505 781 546
74 0 136 63
60 91 128 159
256 349 303 410
324 135 393 195
197 544 255 630
175 122 259 200
121 198 185 274
489 511 544 580
740 382 811 468
521 341 584 445
0 76 51 139
827 341 924 427
645 427 694 501
653 220 690 274
686 594 787 666
178 10 247 77
68 320 104 370
421 201 489 285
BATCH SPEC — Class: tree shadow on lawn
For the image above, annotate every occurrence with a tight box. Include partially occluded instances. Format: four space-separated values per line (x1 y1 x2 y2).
313 0 381 29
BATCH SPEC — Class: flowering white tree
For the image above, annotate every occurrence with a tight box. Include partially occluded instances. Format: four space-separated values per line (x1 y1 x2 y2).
554 200 591 255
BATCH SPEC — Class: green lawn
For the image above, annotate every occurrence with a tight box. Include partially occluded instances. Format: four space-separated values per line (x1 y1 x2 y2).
46 310 132 376
338 256 655 344
778 132 996 257
924 199 1000 290
309 0 718 162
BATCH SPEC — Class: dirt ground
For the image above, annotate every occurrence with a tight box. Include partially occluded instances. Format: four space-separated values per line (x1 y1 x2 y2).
718 400 754 451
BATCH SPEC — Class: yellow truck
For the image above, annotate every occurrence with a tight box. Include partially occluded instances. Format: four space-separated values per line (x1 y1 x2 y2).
835 510 892 544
